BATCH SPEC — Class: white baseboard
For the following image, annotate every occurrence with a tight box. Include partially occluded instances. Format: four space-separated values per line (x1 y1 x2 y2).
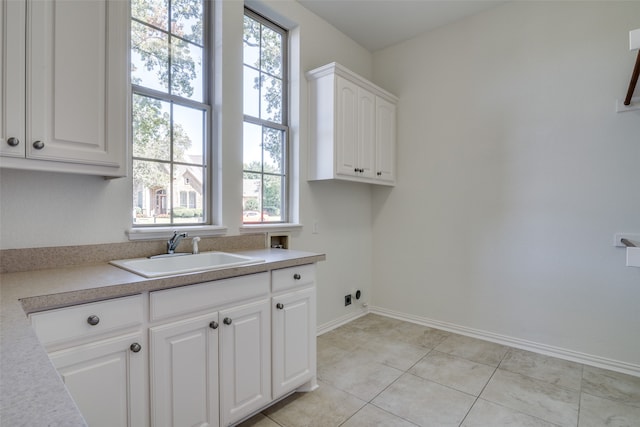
358 305 640 378
316 308 368 336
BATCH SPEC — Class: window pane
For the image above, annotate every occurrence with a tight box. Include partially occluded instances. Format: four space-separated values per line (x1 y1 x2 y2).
243 66 260 117
173 104 204 162
243 16 260 67
171 0 203 45
131 21 169 93
243 171 262 222
132 0 210 228
132 95 171 161
243 122 263 171
262 127 284 173
260 74 282 123
171 38 203 101
261 26 282 77
172 165 204 223
131 0 168 30
243 9 287 224
133 160 171 224
263 174 283 222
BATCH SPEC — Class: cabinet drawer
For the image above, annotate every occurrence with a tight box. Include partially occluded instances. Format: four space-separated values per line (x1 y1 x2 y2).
150 272 269 322
272 264 316 293
30 294 143 348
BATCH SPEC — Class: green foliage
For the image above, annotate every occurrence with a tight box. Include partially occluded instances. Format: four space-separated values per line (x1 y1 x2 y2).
172 207 202 218
244 199 259 211
131 0 201 196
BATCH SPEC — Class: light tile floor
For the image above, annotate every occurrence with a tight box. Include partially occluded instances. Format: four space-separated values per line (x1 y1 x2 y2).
238 314 640 427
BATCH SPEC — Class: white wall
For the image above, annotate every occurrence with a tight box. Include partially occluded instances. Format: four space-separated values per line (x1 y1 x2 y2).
372 1 640 369
0 0 374 327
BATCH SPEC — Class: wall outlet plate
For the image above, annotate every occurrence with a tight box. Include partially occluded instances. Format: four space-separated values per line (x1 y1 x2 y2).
613 233 640 247
616 97 640 113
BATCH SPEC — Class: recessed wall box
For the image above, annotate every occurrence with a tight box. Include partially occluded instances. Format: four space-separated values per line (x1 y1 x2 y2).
268 233 290 249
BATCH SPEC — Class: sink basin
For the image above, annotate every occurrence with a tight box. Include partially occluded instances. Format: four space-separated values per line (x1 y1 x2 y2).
110 252 264 278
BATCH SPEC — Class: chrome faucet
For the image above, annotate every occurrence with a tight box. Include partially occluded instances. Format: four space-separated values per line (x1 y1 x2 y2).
167 231 188 254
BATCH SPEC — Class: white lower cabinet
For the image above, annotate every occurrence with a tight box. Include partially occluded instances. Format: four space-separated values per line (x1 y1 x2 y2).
272 287 317 398
150 313 220 427
30 295 146 427
48 333 147 427
219 299 271 426
31 265 318 427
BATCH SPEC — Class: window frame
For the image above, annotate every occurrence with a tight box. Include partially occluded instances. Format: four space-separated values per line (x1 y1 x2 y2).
242 7 290 225
130 0 213 229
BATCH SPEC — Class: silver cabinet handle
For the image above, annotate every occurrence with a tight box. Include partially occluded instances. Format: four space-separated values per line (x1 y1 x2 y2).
223 317 232 325
32 140 45 150
293 273 301 280
209 321 219 329
130 343 142 353
87 315 100 326
7 137 19 147
276 303 284 310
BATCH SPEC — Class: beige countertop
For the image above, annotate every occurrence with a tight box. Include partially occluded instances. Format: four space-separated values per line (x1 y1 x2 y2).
0 248 325 426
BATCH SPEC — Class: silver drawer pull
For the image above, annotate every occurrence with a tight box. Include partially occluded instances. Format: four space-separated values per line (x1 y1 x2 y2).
293 273 301 280
87 315 100 326
130 343 142 353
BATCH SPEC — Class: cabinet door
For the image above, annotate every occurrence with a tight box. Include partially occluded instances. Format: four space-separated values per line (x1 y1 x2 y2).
220 299 271 426
335 76 360 178
375 96 397 184
0 0 26 158
49 333 147 427
150 313 219 427
272 287 316 399
27 0 126 173
357 88 376 179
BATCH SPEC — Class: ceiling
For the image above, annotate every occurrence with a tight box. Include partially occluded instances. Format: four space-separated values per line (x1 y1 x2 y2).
296 0 507 52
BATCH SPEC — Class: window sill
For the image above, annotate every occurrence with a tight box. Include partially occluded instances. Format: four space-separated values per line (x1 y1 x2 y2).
239 223 303 234
127 225 228 241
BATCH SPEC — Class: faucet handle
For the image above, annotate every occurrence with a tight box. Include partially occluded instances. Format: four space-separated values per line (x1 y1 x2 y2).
192 237 201 255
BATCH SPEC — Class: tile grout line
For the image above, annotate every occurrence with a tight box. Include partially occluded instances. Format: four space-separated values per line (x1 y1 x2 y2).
362 346 435 427
456 348 507 426
576 363 585 427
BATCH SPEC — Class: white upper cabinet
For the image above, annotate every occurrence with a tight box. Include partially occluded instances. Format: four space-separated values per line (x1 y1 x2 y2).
0 0 26 159
375 96 397 184
307 62 398 186
0 0 128 177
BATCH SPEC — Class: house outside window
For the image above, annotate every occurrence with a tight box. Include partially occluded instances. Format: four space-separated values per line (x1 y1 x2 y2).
243 8 288 224
130 0 210 226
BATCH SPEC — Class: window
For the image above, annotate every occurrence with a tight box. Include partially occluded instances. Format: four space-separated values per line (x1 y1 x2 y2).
130 0 210 226
243 8 288 224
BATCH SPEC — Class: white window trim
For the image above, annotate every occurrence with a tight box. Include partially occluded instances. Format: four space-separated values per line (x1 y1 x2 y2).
127 225 228 241
238 223 302 234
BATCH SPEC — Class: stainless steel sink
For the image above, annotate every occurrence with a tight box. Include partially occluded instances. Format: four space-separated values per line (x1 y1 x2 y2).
110 252 264 278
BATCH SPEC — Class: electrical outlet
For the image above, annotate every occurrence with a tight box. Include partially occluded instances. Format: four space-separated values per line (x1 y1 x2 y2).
344 294 352 306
